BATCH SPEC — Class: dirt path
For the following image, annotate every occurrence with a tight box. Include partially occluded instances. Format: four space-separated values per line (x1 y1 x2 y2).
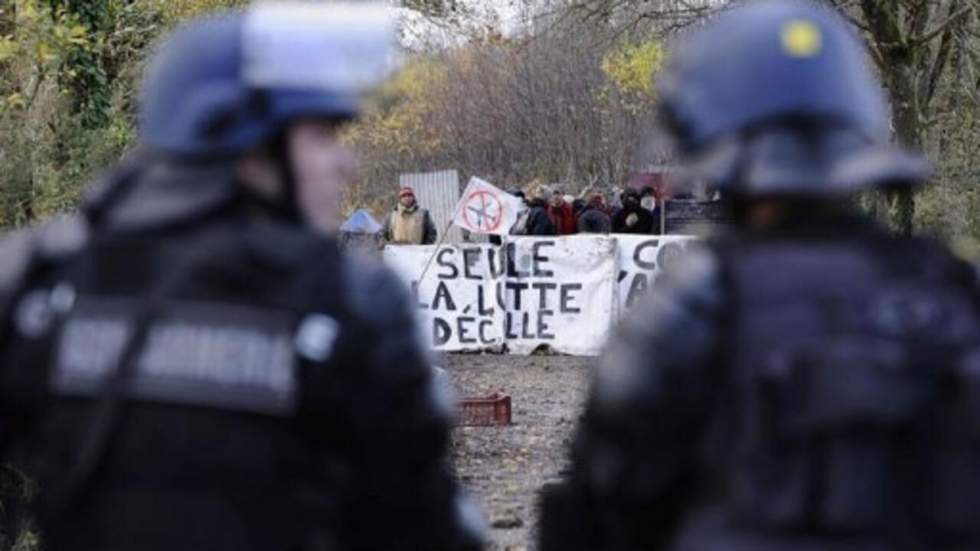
445 354 592 551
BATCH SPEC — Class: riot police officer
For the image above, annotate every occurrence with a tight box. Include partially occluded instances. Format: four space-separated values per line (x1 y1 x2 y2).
0 4 483 551
541 1 980 550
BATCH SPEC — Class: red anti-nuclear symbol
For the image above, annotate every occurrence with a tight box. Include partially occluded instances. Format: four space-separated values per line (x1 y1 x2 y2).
461 190 504 232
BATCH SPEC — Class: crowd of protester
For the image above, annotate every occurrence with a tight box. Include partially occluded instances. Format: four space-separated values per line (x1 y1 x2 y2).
510 182 663 236
376 181 668 247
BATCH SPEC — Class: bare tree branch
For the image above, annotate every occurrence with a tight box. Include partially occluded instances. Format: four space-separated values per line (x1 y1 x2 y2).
910 5 973 46
924 2 960 106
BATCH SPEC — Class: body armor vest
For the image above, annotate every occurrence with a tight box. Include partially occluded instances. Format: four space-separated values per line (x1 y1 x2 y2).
0 217 368 551
720 235 980 544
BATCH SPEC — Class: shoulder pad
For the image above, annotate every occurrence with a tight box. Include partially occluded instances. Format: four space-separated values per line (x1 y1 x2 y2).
633 242 725 324
35 214 89 260
0 214 89 296
0 228 34 293
343 251 414 329
340 251 435 381
595 243 725 411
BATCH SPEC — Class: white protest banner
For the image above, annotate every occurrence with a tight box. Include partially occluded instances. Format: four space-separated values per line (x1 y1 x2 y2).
384 235 698 356
503 235 617 356
616 235 697 314
383 244 505 352
452 177 524 236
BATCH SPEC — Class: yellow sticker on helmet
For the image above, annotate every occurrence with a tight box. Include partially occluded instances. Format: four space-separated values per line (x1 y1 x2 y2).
781 19 822 58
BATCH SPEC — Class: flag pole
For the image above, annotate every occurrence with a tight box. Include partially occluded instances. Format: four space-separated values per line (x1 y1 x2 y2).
414 176 511 284
417 217 455 284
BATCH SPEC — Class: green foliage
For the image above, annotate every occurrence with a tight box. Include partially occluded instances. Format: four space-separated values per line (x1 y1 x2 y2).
343 57 449 214
0 0 977 248
155 0 248 25
601 40 663 97
0 463 37 551
10 530 39 551
352 58 448 154
0 0 100 225
346 30 667 215
49 0 112 128
0 0 248 228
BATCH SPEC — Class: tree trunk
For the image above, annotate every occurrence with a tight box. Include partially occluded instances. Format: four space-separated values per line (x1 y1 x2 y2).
859 0 925 236
889 66 921 236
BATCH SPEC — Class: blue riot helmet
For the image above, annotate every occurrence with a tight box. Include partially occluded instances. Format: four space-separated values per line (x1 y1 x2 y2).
657 0 930 195
139 3 395 159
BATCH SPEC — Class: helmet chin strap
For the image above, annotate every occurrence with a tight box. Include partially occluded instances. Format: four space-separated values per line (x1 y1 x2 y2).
237 133 303 224
272 134 303 223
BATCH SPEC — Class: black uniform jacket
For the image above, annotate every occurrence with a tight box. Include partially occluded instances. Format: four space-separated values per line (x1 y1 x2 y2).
542 214 980 551
0 158 483 551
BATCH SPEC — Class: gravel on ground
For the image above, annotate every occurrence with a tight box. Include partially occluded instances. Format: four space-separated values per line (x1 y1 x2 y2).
444 353 593 551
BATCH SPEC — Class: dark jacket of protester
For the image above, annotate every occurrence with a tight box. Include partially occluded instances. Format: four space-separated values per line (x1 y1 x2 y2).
611 193 654 234
0 10 480 551
577 195 613 234
576 205 612 234
524 198 556 236
546 202 577 235
540 2 980 550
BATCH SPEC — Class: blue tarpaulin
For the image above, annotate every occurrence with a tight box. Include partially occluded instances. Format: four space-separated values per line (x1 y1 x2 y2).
340 209 383 234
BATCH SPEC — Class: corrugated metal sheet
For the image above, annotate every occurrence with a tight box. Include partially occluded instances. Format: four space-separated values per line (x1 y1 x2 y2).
399 170 463 243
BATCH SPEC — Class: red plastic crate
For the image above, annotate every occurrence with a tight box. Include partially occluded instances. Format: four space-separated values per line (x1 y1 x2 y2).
459 393 512 426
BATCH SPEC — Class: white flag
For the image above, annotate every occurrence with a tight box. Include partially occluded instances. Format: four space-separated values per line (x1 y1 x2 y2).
452 177 525 236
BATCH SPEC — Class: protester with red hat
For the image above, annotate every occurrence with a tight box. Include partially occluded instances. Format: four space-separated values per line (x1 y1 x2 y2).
383 186 437 244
